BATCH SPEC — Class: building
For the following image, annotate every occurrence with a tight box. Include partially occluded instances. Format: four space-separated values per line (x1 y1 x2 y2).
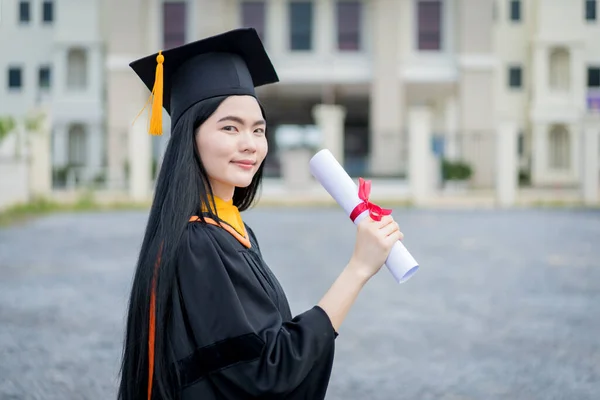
102 0 600 191
104 0 492 189
495 0 600 187
0 0 105 188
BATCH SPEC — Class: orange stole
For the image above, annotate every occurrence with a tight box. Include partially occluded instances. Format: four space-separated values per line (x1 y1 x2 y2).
147 215 251 399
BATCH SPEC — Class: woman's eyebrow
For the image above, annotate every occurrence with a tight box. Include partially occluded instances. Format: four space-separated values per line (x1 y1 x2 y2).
217 116 266 126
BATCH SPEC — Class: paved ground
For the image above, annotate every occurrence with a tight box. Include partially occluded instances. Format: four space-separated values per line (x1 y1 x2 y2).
0 207 599 400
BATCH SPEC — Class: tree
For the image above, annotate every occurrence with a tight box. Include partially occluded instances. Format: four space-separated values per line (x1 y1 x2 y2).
0 110 47 158
0 116 16 144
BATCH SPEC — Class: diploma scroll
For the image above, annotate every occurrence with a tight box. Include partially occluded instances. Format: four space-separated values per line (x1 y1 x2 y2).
309 149 419 283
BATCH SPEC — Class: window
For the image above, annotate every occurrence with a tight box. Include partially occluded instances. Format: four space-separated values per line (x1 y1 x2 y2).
548 125 570 170
509 0 521 21
549 48 570 92
39 66 51 89
586 0 597 21
68 124 87 167
8 68 23 89
163 2 186 50
417 0 442 51
337 1 361 51
289 2 313 51
19 1 30 23
508 65 522 88
67 48 88 89
241 2 266 42
43 1 54 23
588 67 600 87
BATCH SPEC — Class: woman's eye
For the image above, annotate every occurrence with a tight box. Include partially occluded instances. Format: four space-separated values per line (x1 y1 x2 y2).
254 128 265 134
222 125 237 132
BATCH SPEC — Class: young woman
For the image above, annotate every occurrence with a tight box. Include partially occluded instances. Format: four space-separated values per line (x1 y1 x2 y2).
118 28 403 400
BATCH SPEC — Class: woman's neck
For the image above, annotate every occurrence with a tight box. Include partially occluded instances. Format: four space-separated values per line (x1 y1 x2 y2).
209 179 235 202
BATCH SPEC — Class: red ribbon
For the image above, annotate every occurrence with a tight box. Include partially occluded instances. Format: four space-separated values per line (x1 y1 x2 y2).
349 178 392 222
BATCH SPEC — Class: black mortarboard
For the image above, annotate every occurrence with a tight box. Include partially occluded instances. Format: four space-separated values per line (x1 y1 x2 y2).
129 28 279 135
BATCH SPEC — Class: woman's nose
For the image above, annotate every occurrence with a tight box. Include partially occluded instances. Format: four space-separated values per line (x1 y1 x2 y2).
239 131 258 152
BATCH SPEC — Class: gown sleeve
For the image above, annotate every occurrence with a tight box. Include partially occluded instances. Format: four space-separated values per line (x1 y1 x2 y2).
174 222 336 397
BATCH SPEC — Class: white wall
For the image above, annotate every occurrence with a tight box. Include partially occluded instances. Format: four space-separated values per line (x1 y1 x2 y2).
0 0 54 117
0 0 105 184
0 161 29 210
493 0 530 124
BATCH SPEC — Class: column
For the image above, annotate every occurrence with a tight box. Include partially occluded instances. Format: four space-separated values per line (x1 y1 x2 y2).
52 46 67 99
408 106 434 205
444 96 459 160
569 122 581 181
128 115 152 202
28 109 52 197
312 104 346 166
315 0 334 56
369 0 403 176
496 120 519 207
457 0 495 188
531 123 547 186
86 122 104 182
266 0 286 55
147 0 161 51
88 44 103 99
582 115 600 205
52 122 68 167
570 46 586 109
532 45 548 105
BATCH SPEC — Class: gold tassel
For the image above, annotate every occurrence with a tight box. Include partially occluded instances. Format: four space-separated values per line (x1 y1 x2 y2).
149 51 164 135
132 51 165 135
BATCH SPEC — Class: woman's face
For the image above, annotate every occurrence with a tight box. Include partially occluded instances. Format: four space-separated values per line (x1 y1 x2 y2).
196 95 268 200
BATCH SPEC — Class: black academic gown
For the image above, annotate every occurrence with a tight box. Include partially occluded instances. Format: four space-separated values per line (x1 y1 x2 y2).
169 219 337 399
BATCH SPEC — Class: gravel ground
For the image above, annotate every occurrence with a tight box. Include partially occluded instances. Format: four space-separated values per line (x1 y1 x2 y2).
0 207 599 400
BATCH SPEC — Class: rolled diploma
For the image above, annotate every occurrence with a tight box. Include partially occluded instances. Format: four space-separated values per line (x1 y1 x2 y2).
309 149 419 283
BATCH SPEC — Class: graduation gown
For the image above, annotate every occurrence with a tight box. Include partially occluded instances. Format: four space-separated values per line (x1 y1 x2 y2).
168 217 338 399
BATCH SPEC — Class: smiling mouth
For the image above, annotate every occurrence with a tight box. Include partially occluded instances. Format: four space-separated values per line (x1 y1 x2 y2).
231 161 255 169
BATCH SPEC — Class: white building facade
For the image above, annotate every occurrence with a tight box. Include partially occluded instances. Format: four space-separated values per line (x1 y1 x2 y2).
0 0 596 208
0 0 105 188
495 0 600 187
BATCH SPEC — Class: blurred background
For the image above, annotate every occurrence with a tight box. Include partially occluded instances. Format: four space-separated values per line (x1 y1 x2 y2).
0 0 599 207
1 1 600 399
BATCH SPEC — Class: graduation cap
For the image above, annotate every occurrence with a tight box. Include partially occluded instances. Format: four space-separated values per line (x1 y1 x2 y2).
129 28 279 135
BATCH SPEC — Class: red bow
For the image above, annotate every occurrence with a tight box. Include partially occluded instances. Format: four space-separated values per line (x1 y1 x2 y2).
349 178 392 222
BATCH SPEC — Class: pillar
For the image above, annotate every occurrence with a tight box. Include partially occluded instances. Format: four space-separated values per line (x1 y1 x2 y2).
52 122 68 167
28 110 52 198
444 96 459 160
409 106 434 205
532 45 549 104
369 0 403 176
312 104 346 166
457 0 495 188
531 123 547 186
147 0 161 50
88 44 103 100
265 0 286 54
87 121 104 182
315 0 334 55
582 114 600 205
496 120 519 207
128 115 152 202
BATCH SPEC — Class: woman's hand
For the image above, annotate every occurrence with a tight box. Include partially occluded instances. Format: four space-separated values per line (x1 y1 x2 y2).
348 215 404 281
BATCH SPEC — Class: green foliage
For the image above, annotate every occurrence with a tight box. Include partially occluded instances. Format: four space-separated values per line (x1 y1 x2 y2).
0 116 16 143
0 194 150 227
441 159 473 181
24 111 45 133
518 169 531 186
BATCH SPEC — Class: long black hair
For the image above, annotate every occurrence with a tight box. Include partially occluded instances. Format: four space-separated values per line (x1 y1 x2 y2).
117 95 266 400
